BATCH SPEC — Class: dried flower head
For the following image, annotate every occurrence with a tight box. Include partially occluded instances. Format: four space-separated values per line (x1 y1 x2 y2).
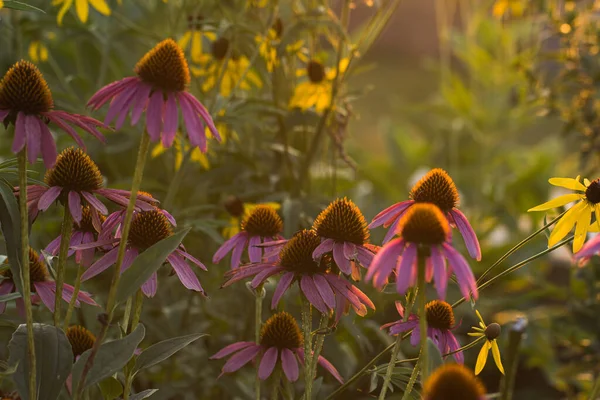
260 312 304 349
410 168 459 213
423 364 486 400
135 39 190 93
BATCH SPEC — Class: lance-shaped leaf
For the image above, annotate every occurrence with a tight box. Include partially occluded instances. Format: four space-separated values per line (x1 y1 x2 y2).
2 1 45 12
8 323 73 400
71 324 145 390
115 228 190 305
130 389 158 400
0 179 23 295
133 333 207 375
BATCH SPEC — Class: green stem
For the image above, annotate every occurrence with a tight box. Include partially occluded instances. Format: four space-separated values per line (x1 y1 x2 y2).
590 374 600 400
310 314 329 380
477 210 567 284
54 206 73 326
130 289 144 333
255 284 265 400
301 299 313 399
400 357 420 400
378 335 402 400
122 296 133 333
417 254 428 383
75 132 151 398
63 263 84 330
18 149 36 400
500 319 526 400
271 367 281 400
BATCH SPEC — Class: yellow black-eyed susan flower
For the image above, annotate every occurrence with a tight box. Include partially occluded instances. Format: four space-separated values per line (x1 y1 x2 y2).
178 15 216 64
289 58 349 113
492 0 525 18
53 0 111 26
468 310 504 375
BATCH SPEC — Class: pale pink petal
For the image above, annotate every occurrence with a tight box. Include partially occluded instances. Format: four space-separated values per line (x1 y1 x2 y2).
450 209 481 261
82 191 108 215
210 341 256 359
281 348 299 381
431 246 448 300
141 272 158 297
68 191 82 224
162 93 178 147
396 243 417 295
312 238 334 259
258 347 278 380
300 275 329 314
366 238 404 289
11 112 26 154
146 91 164 142
442 243 477 300
38 187 62 211
271 272 294 308
369 201 413 228
383 216 402 244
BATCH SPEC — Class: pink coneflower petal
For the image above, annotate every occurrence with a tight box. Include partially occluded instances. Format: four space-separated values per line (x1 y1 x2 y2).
45 235 62 255
12 112 26 154
87 77 137 109
167 254 203 292
450 209 481 261
369 200 413 228
231 237 247 270
68 191 82 223
33 281 56 311
383 216 402 244
316 355 344 383
258 347 278 380
348 284 375 310
176 249 207 271
250 266 284 288
38 186 62 211
0 109 9 120
431 246 448 300
248 235 262 263
81 191 108 215
181 91 221 142
366 238 403 288
442 243 477 300
162 93 178 147
0 281 15 313
388 320 419 335
211 341 256 359
313 238 334 259
141 272 158 297
105 84 138 126
63 284 97 306
45 114 85 150
445 331 463 363
162 209 177 226
300 275 328 314
81 247 119 281
271 271 294 308
324 274 366 316
25 114 41 163
130 83 152 125
222 263 272 287
179 93 204 151
281 348 299 382
312 274 335 309
222 345 262 373
146 91 164 142
356 246 374 268
39 121 57 168
121 248 138 272
213 232 247 264
575 235 600 259
396 243 417 295
333 242 351 275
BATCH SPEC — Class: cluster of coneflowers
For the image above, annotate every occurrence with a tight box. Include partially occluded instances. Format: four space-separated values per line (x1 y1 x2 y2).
210 169 509 398
0 38 219 399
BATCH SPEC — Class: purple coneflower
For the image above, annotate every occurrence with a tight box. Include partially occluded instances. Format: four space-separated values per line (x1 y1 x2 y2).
87 39 220 152
222 229 375 318
423 364 486 400
0 249 97 314
369 168 481 260
25 147 152 225
45 205 106 268
312 198 375 278
210 311 343 383
366 203 478 300
381 300 463 363
78 209 206 297
213 205 284 269
0 60 105 168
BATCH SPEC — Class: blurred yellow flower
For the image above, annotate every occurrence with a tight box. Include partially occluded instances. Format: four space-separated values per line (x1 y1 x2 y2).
152 134 210 171
224 201 281 238
192 37 262 97
528 176 600 253
290 58 348 112
468 310 504 375
53 0 111 26
255 19 308 72
28 41 49 63
248 0 269 7
0 1 4 8
178 15 217 64
492 0 525 18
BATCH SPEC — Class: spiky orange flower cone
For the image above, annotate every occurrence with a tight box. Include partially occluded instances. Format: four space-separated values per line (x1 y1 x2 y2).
87 39 220 152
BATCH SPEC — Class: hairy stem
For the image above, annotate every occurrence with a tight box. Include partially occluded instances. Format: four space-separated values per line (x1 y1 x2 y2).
379 335 402 400
255 284 265 400
310 314 329 380
18 149 36 400
302 299 313 399
130 289 144 333
400 357 420 400
417 255 428 383
54 207 73 326
63 263 84 330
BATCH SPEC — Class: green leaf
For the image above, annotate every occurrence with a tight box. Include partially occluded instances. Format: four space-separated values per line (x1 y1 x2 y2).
426 338 444 376
71 324 145 390
133 333 206 375
130 389 158 400
115 228 190 305
0 292 21 303
8 323 73 400
0 180 23 295
98 376 123 400
2 0 45 12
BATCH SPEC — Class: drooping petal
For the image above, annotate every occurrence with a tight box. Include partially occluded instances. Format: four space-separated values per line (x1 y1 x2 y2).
442 243 477 300
39 121 58 169
450 209 481 261
81 247 119 281
33 281 56 312
316 355 344 383
312 238 334 259
527 193 583 212
68 191 82 224
312 274 335 309
300 275 329 314
222 345 262 374
548 201 588 247
38 187 62 211
146 91 165 142
210 341 255 359
248 235 262 263
179 93 205 151
250 266 284 288
130 83 152 126
82 191 108 215
366 238 404 289
181 92 220 142
25 115 41 164
396 243 417 295
369 201 413 228
271 272 294 308
162 93 178 147
258 347 278 380
431 246 448 300
63 284 97 306
281 348 299 381
141 272 158 297
446 331 463 363
213 232 247 264
11 112 27 154
548 177 587 192
167 254 204 292
475 342 490 375
491 340 505 374
333 242 351 275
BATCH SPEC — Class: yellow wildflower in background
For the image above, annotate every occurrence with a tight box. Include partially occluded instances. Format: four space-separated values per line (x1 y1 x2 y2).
492 0 525 18
290 58 349 112
152 134 210 171
0 1 3 8
469 310 504 375
528 176 600 252
256 18 308 72
54 0 111 25
223 201 281 239
178 15 216 64
248 0 268 7
28 41 49 63
193 37 262 97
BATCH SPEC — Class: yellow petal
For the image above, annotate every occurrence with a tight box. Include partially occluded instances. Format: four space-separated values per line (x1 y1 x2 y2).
0 0 3 8
40 45 48 62
548 177 587 192
151 143 167 158
28 42 39 63
246 70 262 88
468 332 485 337
191 31 203 64
57 0 73 25
573 209 591 253
476 310 485 325
527 194 583 212
204 31 217 41
548 201 587 247
75 0 89 23
491 340 505 374
584 178 591 187
191 148 209 169
178 31 192 50
475 342 490 375
492 1 507 17
89 0 111 16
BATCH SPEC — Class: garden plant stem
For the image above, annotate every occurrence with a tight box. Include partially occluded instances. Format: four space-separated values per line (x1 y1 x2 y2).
63 264 85 330
378 335 402 400
54 207 73 326
122 290 144 400
18 149 37 400
310 315 329 380
301 299 313 399
417 255 428 382
255 284 265 400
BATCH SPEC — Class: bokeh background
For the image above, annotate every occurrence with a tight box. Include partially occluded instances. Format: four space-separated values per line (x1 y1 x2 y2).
1 0 600 399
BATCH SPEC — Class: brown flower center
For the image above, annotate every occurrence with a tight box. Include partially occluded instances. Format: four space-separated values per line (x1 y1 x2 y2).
425 300 455 331
224 196 245 217
410 168 459 213
44 148 103 193
241 206 283 237
128 210 173 251
279 230 327 275
398 203 449 245
484 323 501 341
211 37 230 61
585 178 600 204
423 364 486 400
260 311 303 349
75 205 106 233
135 39 190 93
313 197 369 245
3 249 50 289
0 60 53 115
272 18 283 39
307 61 325 83
66 325 96 359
